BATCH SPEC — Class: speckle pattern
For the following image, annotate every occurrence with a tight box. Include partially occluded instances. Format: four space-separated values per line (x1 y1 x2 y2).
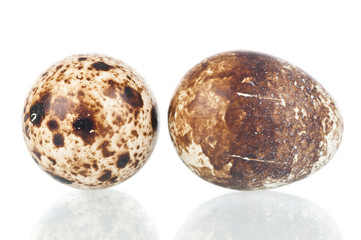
23 54 158 189
168 51 343 190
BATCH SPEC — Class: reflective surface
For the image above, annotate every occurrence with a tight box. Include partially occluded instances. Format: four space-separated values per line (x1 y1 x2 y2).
175 191 341 240
30 190 159 240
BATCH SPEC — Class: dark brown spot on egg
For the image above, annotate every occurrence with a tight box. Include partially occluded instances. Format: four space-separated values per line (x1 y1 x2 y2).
151 105 158 133
47 171 73 184
78 57 87 61
117 152 130 168
131 130 139 137
56 65 63 71
29 93 51 126
134 110 140 119
100 140 115 157
98 170 112 181
133 160 140 168
47 120 59 131
72 117 96 145
79 170 88 177
92 163 99 171
53 134 64 148
83 163 91 169
109 176 118 183
92 61 114 71
113 115 125 126
48 157 56 165
121 86 143 108
33 150 41 160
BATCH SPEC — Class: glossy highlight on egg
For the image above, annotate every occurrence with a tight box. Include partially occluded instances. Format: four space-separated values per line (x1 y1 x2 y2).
23 54 158 189
168 50 343 190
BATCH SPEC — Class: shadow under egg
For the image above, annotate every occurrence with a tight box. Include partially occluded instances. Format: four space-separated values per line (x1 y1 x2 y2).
174 191 341 240
30 190 159 240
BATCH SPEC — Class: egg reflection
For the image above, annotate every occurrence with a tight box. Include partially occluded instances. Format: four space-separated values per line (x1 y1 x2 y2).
175 191 341 240
31 190 159 240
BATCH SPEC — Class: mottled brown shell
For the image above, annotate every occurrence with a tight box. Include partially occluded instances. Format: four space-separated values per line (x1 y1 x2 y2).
168 51 343 190
23 54 158 189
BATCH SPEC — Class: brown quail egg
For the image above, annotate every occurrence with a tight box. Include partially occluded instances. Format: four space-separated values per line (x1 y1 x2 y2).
23 54 158 189
168 50 343 190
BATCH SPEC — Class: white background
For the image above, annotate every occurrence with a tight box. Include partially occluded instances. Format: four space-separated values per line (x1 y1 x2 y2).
0 0 360 239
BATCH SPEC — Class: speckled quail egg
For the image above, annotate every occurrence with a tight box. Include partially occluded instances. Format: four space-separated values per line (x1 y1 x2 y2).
168 50 343 190
23 54 158 189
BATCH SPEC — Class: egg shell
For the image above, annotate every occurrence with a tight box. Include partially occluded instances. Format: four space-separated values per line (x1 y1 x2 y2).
23 54 158 189
168 51 343 190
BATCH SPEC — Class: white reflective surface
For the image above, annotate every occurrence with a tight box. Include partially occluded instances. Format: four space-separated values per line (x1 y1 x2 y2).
30 190 159 240
175 191 341 240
